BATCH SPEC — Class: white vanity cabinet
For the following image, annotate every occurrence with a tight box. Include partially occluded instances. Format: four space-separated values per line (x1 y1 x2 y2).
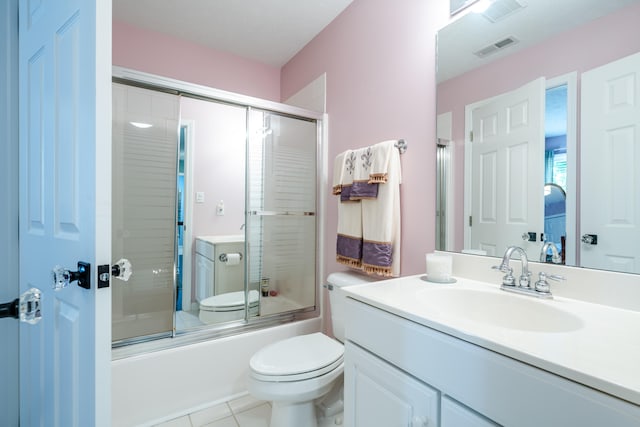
195 238 215 302
344 297 640 427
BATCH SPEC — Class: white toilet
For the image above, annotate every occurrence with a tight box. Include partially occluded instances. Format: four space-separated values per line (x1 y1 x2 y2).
247 272 378 427
199 290 260 324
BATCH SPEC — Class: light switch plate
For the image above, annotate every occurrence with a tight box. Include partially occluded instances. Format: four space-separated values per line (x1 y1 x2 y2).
196 192 205 203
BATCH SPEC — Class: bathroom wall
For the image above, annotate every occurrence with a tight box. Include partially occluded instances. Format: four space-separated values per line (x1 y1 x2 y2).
437 1 640 251
112 20 281 102
181 97 247 239
281 0 451 279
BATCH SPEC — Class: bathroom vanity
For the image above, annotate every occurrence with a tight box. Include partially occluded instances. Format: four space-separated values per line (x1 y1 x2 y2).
195 235 244 302
343 275 640 426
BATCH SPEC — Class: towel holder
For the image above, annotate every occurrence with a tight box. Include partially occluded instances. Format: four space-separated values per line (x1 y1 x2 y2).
395 139 407 154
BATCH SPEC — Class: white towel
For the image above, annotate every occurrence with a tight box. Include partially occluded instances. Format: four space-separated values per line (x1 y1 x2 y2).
335 150 362 268
332 150 348 195
349 146 379 200
368 140 402 184
361 145 402 277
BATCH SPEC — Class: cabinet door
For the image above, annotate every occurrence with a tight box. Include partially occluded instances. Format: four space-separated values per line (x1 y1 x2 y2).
442 396 500 427
345 341 439 427
195 253 214 302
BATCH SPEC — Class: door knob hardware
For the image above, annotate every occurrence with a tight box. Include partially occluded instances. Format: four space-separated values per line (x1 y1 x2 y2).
97 258 132 288
521 232 537 242
52 262 91 290
0 288 42 324
581 234 598 245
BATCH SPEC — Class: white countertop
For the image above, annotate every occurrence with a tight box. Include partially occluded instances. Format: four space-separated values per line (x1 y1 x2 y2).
196 234 244 244
343 275 640 406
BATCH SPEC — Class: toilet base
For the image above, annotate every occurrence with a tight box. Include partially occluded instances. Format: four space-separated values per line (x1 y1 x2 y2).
271 400 318 427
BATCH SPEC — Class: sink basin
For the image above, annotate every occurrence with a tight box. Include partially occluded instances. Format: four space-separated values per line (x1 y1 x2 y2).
416 287 584 333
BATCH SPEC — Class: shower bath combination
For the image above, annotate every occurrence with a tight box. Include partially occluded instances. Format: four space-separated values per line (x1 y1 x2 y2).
111 73 323 348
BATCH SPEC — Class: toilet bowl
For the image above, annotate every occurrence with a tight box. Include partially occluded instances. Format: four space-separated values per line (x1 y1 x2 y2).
247 272 379 427
199 290 259 324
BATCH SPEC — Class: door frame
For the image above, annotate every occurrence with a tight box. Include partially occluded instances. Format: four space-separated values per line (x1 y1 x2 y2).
546 72 577 267
180 120 196 312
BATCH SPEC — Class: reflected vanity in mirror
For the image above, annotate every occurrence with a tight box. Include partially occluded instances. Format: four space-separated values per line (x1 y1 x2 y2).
436 0 640 274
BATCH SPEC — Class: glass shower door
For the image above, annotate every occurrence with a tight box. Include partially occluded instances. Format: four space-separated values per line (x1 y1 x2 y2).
246 109 318 318
112 83 180 343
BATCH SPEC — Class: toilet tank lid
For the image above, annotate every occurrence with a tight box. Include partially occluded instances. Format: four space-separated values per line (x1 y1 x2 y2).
326 271 381 288
250 333 343 376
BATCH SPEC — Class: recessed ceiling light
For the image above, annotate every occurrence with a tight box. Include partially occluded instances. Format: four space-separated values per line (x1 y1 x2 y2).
472 0 492 13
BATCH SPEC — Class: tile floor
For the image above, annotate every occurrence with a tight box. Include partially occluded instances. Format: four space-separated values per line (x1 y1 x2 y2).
154 394 271 427
154 393 344 427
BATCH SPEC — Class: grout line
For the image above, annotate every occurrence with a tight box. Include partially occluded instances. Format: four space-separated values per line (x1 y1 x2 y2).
226 402 241 427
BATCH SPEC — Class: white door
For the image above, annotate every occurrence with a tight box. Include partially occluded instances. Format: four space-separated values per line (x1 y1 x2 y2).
18 0 111 425
581 52 640 273
468 78 546 260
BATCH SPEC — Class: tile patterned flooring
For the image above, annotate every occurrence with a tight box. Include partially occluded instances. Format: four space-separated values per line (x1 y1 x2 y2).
154 393 344 427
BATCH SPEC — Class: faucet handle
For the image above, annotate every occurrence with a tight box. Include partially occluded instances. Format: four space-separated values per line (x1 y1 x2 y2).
535 272 565 294
492 265 515 286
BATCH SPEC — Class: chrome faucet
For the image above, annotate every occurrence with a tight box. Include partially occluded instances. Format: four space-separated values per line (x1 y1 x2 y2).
493 245 564 299
540 241 562 264
493 246 531 288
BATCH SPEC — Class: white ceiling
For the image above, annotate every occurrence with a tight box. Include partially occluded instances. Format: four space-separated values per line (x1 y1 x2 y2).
438 0 639 83
112 0 354 67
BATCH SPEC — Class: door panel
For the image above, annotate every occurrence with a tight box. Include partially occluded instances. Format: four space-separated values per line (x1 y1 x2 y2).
18 0 111 425
581 52 640 273
470 77 546 259
111 83 179 342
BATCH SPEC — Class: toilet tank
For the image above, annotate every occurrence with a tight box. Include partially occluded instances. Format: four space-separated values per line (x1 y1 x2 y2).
327 271 380 342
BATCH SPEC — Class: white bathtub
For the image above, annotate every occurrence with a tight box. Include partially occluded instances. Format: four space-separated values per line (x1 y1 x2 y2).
112 318 321 426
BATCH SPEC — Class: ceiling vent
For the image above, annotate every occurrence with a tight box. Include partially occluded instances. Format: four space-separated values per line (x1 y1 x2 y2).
482 0 527 23
473 36 519 58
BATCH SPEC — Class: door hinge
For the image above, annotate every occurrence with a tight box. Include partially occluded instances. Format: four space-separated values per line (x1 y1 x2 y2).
469 131 474 142
469 216 473 227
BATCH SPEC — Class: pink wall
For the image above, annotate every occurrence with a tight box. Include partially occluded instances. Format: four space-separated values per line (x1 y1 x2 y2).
282 0 450 278
437 2 640 251
113 20 281 102
181 97 247 240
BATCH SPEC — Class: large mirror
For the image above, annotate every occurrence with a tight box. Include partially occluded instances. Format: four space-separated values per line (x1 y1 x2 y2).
437 0 640 274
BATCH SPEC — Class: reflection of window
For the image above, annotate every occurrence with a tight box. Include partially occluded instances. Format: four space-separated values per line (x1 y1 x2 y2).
544 149 567 190
552 151 567 190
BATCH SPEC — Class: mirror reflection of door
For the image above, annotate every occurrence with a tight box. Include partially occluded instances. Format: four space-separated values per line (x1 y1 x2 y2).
465 77 545 260
581 51 640 274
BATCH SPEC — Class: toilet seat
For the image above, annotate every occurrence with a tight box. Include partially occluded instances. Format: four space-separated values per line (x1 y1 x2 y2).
250 333 344 382
200 290 259 312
